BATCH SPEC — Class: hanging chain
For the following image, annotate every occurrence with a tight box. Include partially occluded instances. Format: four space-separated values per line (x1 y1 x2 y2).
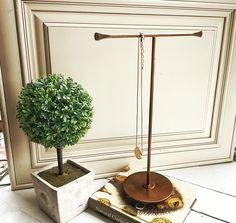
140 33 145 70
134 33 145 160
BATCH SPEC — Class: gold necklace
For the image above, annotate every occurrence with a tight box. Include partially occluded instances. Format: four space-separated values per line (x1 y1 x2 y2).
134 33 144 160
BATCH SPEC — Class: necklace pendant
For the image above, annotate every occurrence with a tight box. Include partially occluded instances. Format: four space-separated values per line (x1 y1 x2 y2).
134 146 142 159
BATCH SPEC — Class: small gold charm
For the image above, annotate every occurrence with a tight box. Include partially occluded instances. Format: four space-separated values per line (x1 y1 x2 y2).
134 146 142 159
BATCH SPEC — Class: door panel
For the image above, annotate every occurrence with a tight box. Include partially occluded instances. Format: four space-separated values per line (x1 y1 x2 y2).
1 0 236 189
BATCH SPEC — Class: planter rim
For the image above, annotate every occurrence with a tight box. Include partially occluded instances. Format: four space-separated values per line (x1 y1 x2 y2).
31 159 94 191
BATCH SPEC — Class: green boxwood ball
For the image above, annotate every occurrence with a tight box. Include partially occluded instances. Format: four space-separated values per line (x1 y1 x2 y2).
16 74 93 148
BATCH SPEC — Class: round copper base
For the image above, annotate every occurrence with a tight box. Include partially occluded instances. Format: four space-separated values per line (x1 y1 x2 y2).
123 171 173 203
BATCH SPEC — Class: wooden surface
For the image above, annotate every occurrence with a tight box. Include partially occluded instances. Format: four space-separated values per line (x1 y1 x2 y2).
1 162 236 222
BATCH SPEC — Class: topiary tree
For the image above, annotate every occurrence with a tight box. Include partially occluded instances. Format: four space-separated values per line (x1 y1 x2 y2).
16 74 93 175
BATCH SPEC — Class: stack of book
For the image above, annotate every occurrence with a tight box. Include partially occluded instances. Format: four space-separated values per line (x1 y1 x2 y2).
89 166 196 223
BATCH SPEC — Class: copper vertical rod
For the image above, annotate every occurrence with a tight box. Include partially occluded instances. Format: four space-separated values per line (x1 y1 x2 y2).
146 37 156 188
94 31 202 41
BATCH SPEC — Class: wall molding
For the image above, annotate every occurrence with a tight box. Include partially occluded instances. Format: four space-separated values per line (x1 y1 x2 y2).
0 0 234 189
19 1 232 168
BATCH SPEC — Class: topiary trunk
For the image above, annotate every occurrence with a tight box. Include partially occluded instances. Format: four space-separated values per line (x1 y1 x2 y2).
56 147 63 175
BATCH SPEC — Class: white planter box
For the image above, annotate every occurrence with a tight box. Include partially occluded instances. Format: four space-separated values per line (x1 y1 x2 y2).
31 160 95 223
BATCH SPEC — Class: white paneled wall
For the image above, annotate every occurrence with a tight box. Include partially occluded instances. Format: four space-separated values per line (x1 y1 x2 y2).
0 0 236 189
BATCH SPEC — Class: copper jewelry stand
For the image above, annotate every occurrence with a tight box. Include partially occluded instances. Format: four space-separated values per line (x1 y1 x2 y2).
95 31 202 203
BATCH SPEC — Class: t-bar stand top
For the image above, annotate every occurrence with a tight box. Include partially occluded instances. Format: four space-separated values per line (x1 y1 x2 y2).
94 31 202 203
